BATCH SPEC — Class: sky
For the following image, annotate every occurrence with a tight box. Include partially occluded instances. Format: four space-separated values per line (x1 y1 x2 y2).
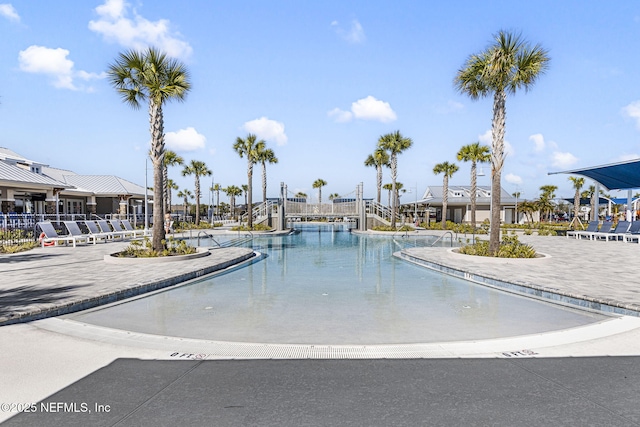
2 0 640 205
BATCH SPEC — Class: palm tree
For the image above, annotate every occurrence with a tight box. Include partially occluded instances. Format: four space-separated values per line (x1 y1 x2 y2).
433 161 459 229
378 131 413 227
234 134 264 228
241 184 249 209
364 148 390 204
166 178 179 215
569 176 585 226
176 188 193 221
108 47 191 251
211 183 222 216
518 200 536 223
538 184 557 222
224 185 243 220
312 179 327 206
181 160 212 226
454 30 550 254
383 182 404 210
457 142 490 226
255 142 278 203
329 193 340 201
163 150 184 214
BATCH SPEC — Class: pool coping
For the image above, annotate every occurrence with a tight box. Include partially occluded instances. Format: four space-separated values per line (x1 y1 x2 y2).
395 250 640 317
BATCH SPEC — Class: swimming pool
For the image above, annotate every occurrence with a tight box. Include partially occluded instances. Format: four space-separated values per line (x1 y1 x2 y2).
70 224 606 345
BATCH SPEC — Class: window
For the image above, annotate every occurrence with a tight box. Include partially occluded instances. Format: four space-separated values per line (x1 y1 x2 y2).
452 191 462 197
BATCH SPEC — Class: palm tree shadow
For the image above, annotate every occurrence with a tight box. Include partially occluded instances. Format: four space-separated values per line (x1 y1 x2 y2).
0 253 65 264
0 284 87 316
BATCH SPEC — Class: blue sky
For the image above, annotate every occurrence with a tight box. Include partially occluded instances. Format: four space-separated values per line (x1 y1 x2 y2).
2 0 640 205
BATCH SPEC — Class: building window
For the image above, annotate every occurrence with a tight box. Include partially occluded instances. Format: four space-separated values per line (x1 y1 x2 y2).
452 191 462 197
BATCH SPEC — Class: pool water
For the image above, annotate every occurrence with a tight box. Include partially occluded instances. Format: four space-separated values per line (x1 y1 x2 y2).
70 224 606 345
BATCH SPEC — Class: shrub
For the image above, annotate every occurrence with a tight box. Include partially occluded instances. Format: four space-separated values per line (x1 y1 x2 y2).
0 241 38 254
458 235 537 258
117 237 196 258
371 225 414 232
231 223 272 231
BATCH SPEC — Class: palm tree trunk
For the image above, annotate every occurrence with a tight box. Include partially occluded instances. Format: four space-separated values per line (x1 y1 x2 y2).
376 165 382 204
390 154 397 228
149 101 165 251
489 90 506 255
470 161 477 226
163 165 169 213
247 160 253 228
442 175 449 230
195 176 201 225
262 162 267 204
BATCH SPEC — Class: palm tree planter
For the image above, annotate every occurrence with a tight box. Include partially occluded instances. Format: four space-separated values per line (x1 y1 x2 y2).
108 47 191 252
454 31 549 254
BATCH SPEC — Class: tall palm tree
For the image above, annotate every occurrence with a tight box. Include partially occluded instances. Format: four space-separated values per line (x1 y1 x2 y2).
163 150 184 214
569 176 585 226
383 183 393 207
108 47 191 251
328 193 340 201
211 183 222 216
224 185 243 220
454 30 550 254
181 160 212 225
241 184 249 209
364 148 390 204
538 184 557 222
457 142 491 226
433 161 459 229
234 134 264 228
176 188 193 221
378 130 413 227
166 178 179 215
295 192 308 199
255 142 278 203
312 179 327 205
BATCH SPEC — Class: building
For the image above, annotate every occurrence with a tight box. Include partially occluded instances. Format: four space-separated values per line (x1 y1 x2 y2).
402 185 519 225
0 147 150 218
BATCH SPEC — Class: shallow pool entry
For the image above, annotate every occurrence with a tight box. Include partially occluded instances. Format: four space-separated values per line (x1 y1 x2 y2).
70 224 606 345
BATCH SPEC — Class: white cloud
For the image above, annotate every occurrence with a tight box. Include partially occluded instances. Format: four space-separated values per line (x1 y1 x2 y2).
329 96 397 123
18 45 106 91
327 108 353 123
0 3 19 21
89 0 192 60
529 133 545 152
616 153 640 161
505 173 523 185
551 151 578 168
331 19 365 44
242 117 288 146
622 100 640 129
165 127 206 151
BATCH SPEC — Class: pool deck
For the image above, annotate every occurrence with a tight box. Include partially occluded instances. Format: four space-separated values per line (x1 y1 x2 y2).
2 231 640 425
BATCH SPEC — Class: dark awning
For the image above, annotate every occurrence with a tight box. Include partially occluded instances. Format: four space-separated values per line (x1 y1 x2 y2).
549 159 640 190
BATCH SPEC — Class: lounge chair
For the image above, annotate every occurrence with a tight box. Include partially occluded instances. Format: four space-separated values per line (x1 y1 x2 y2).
623 221 640 243
96 220 128 239
109 219 137 239
63 221 96 245
37 221 82 247
579 221 613 240
567 221 599 239
593 221 630 241
83 220 116 242
120 219 146 237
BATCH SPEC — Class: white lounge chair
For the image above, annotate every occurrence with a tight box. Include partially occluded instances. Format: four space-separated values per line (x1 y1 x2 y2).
37 221 82 247
567 221 599 239
96 220 128 239
120 219 146 237
109 219 137 239
63 221 96 245
83 220 116 242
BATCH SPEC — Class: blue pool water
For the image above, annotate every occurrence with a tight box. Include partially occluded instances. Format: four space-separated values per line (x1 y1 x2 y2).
70 224 606 345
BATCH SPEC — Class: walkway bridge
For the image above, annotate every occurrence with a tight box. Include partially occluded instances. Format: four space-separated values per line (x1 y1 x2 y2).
241 183 402 230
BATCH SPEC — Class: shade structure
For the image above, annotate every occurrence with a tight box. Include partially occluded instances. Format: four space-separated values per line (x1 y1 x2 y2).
549 158 640 190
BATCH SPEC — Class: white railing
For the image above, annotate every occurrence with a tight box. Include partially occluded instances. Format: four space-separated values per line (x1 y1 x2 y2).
241 200 275 223
284 201 358 216
366 201 400 223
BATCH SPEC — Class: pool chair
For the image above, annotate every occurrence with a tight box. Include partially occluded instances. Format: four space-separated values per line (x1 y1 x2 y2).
83 220 116 242
37 221 84 247
120 219 146 237
623 221 640 243
109 219 138 239
63 221 97 245
567 220 599 239
579 221 613 240
593 220 630 241
96 220 129 239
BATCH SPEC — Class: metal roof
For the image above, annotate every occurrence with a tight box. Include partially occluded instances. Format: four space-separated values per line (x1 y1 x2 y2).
415 185 516 205
0 160 70 188
61 175 147 196
550 158 640 190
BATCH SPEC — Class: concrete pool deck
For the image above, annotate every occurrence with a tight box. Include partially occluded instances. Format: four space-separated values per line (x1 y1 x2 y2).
2 231 640 425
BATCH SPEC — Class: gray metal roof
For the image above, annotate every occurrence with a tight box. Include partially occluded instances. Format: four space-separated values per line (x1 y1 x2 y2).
61 175 147 197
0 160 70 188
412 185 517 205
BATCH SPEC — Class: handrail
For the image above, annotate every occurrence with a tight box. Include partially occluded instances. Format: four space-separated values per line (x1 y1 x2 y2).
196 230 221 247
430 231 455 247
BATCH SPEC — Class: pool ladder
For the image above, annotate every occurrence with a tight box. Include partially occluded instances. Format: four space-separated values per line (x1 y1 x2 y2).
430 231 456 247
193 230 253 248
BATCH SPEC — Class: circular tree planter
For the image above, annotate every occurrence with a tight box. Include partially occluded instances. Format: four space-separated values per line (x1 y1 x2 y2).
448 248 550 261
104 247 210 264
